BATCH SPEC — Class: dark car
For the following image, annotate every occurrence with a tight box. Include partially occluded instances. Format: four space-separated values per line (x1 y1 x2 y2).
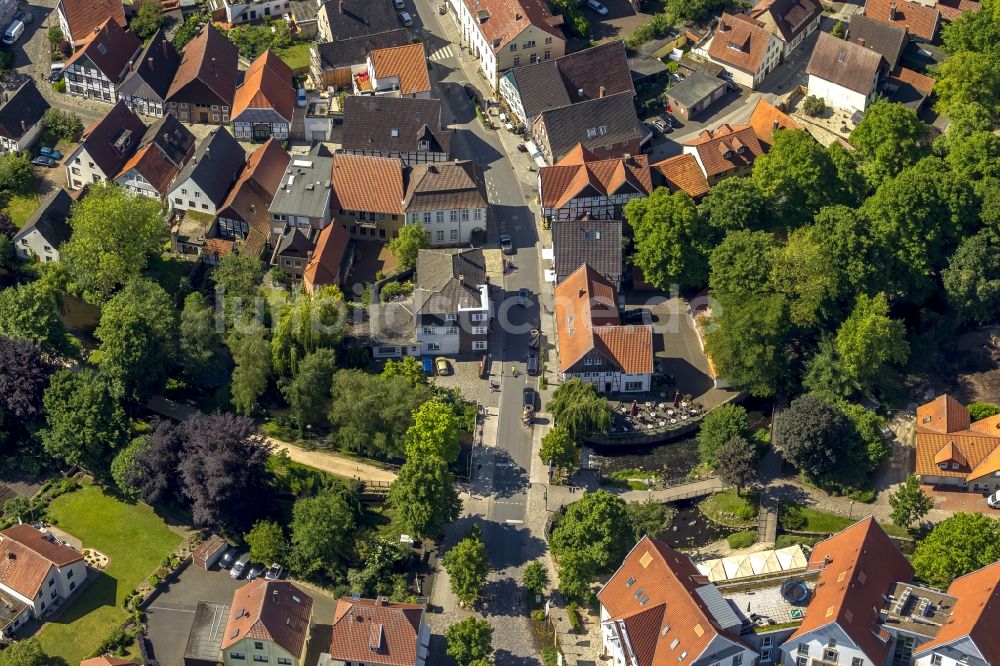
651 116 672 134
527 353 539 376
499 234 513 254
523 386 535 409
622 309 650 325
31 155 56 167
518 288 528 306
246 563 265 580
218 547 240 569
664 113 682 128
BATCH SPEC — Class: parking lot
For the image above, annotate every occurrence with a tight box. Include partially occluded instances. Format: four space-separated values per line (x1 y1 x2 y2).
146 561 341 666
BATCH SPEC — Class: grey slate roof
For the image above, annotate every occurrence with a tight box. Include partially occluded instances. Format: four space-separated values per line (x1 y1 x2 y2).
848 13 908 71
341 97 451 156
172 127 245 206
15 189 73 248
273 226 314 258
666 70 726 108
269 155 334 219
118 29 181 103
551 219 622 283
319 0 400 40
414 248 487 315
806 31 884 95
0 80 49 142
402 161 488 212
537 92 642 164
368 300 416 344
314 29 409 70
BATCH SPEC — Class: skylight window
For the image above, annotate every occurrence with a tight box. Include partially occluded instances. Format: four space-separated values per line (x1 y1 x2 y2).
625 577 636 588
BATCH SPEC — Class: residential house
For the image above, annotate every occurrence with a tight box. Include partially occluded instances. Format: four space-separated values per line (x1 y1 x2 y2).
914 394 1000 492
271 226 316 280
403 161 488 246
745 97 797 148
63 18 141 103
13 189 73 263
214 138 290 257
269 153 335 235
303 223 353 292
309 28 409 89
554 263 653 393
208 0 292 25
749 0 822 58
705 13 782 89
886 66 935 110
0 524 87 622
455 0 566 90
498 40 634 126
538 144 652 223
316 0 399 43
551 219 623 290
221 580 313 666
353 43 431 98
117 29 182 118
806 32 885 113
166 24 239 124
780 518 915 666
912 562 1000 666
340 96 452 165
56 0 125 47
413 248 491 355
682 123 766 186
232 51 295 140
79 658 138 666
114 113 196 199
64 100 146 190
331 153 404 240
597 536 759 666
931 0 981 22
324 596 430 666
666 70 728 120
651 154 710 199
367 298 419 358
847 13 908 71
0 80 49 154
167 127 246 214
532 91 643 165
863 0 939 42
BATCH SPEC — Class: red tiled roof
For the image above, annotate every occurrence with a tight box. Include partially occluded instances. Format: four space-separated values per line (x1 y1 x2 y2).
539 144 651 209
80 658 138 666
329 597 425 666
594 325 654 375
914 562 1000 665
935 0 980 20
167 23 239 107
651 154 710 198
750 0 822 42
914 394 1000 481
222 580 314 658
369 43 431 96
232 51 295 122
77 100 148 179
788 518 913 665
59 0 125 44
890 66 934 95
863 0 939 41
708 13 775 74
461 0 564 51
65 18 140 84
747 97 797 146
217 139 290 240
0 524 83 600
684 123 765 177
331 153 404 215
917 394 971 434
303 224 351 293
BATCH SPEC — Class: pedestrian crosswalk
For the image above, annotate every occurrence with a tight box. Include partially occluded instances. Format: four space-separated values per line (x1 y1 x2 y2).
429 44 455 61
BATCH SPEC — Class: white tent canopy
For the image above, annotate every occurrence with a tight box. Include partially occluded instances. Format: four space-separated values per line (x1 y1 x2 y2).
696 545 808 582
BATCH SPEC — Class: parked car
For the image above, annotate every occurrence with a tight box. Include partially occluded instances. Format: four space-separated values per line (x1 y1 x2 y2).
585 0 609 14
219 547 239 569
398 11 413 26
523 386 535 409
518 288 528 307
499 234 513 254
296 88 307 108
31 155 56 167
246 563 265 581
435 357 450 375
664 113 681 128
988 490 1000 509
651 116 671 134
880 425 894 440
622 309 650 325
421 356 434 375
40 147 62 160
48 63 64 82
230 553 250 579
527 353 539 376
393 0 405 8
265 563 284 580
2 20 24 45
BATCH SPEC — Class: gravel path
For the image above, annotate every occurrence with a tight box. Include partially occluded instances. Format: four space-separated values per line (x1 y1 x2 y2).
268 439 398 483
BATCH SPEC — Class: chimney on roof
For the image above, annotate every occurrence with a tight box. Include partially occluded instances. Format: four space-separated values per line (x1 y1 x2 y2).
578 288 585 298
599 85 606 98
889 2 896 18
272 589 279 603
249 203 255 213
515 11 522 18
339 0 345 12
824 555 832 567
858 37 865 47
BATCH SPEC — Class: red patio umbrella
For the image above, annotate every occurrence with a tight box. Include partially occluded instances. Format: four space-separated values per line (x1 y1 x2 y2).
631 400 639 417
673 391 680 408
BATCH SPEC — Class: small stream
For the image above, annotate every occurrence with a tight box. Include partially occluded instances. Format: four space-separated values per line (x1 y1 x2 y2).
662 499 738 548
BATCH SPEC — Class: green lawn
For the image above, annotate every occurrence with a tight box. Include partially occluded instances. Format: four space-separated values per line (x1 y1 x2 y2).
701 490 759 527
4 192 40 228
275 41 312 70
38 481 182 664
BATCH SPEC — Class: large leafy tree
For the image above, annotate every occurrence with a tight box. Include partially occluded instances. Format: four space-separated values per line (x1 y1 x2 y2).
40 369 128 476
835 294 909 395
752 129 839 229
540 425 576 472
0 153 35 194
381 356 427 386
446 616 494 665
826 142 868 207
625 188 712 289
61 182 167 303
347 537 409 598
271 286 345 376
550 490 634 571
943 131 1000 186
849 100 929 188
128 419 186 506
704 294 790 397
280 348 336 434
212 253 264 326
94 277 178 402
388 455 461 538
802 338 861 399
523 560 549 596
548 379 612 439
708 230 778 301
443 528 489 606
0 337 52 420
0 637 49 666
404 398 460 463
557 548 597 603
888 476 933 529
230 331 273 415
110 435 150 500
697 403 749 468
245 519 287 565
912 513 1000 588
698 177 769 233
769 225 840 328
810 205 882 300
716 436 759 493
388 224 430 269
774 393 849 478
290 487 357 578
942 227 1000 324
129 0 164 38
934 51 1000 123
0 282 69 356
180 292 224 385
941 0 1000 56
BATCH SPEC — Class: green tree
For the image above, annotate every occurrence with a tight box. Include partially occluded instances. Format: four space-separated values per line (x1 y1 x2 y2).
968 402 1000 421
270 286 344 376
523 560 549 596
41 369 128 475
94 277 178 402
697 403 750 468
230 331 273 415
130 0 164 39
443 530 489 606
835 294 909 395
769 225 840 328
110 435 150 500
280 348 336 434
752 129 839 229
888 475 933 528
831 20 845 37
61 182 167 303
803 95 826 116
934 51 1000 123
625 188 711 289
40 108 83 142
388 224 430 269
540 425 576 472
704 294 790 397
347 537 409 598
912 513 1000 588
389 455 462 538
245 519 287 564
716 436 758 493
290 487 357 578
382 356 427 386
180 291 223 384
0 282 69 355
849 100 929 188
557 548 597 603
47 26 63 47
708 230 778 301
0 637 49 666
626 499 674 539
550 490 633 571
173 12 209 49
698 177 769 233
774 394 849 478
803 337 860 399
810 205 882 299
404 398 460 463
942 131 1000 185
213 253 264 327
837 400 891 473
943 227 1000 324
548 379 612 439
941 0 1000 56
827 142 869 207
446 616 494 665
0 152 34 194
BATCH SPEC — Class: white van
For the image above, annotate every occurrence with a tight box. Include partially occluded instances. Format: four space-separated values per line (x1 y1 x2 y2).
2 20 24 45
988 490 1000 509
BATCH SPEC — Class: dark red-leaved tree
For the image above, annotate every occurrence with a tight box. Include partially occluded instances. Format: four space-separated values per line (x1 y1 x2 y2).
0 336 53 419
128 419 186 506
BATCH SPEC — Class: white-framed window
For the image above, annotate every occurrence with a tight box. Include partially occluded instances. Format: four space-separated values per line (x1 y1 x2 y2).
436 211 444 223
473 326 487 335
230 654 246 661
523 40 535 47
733 655 743 666
446 314 457 321
798 645 810 656
427 342 440 350
545 36 552 43
450 209 458 222
472 312 487 321
473 340 487 350
762 637 773 647
761 651 771 662
474 208 482 220
513 56 520 66
852 659 864 666
930 657 941 666
436 230 444 241
423 212 432 223
450 229 458 240
510 43 517 51
625 381 643 391
461 209 469 221
584 358 592 365
952 462 960 469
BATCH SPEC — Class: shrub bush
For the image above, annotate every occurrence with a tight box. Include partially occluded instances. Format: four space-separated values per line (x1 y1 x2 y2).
779 504 807 530
380 280 414 302
727 531 757 549
803 95 826 117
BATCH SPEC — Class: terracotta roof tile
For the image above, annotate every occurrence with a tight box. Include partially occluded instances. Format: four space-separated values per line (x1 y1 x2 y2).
750 0 822 42
368 43 431 96
863 0 939 41
304 224 351 293
651 153 710 198
461 0 564 51
890 66 934 95
540 146 651 209
917 394 971 433
788 518 913 665
935 0 980 21
222 580 313 657
0 525 84 600
594 325 654 374
807 31 884 95
683 123 765 178
59 0 126 44
115 113 195 195
708 13 775 74
79 657 138 666
65 18 141 84
331 153 404 215
233 51 295 122
329 596 425 665
914 562 1000 665
746 98 797 146
167 24 239 107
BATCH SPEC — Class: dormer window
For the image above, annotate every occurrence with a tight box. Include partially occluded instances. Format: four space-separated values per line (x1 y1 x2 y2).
391 128 399 137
